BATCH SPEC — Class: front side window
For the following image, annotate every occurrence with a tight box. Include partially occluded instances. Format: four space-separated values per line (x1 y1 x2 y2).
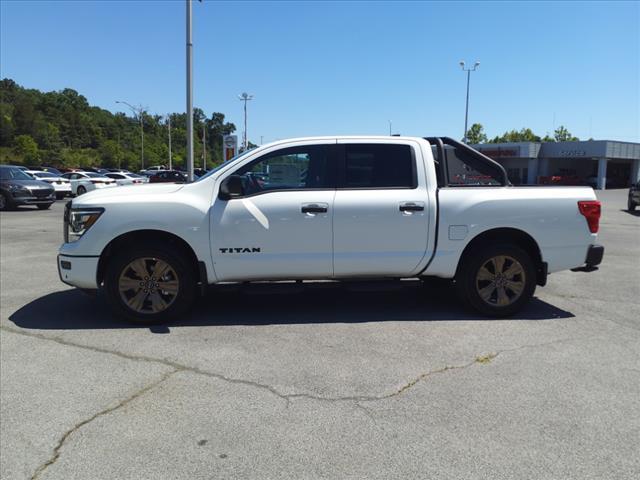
234 145 333 195
342 144 415 188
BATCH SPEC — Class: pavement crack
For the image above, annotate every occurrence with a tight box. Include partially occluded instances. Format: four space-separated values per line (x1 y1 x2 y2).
29 368 180 480
2 326 589 412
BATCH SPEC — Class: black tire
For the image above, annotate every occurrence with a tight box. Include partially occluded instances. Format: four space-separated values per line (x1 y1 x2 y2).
628 198 637 211
77 186 87 195
37 203 52 210
105 243 196 324
0 192 14 211
56 193 65 200
455 243 536 317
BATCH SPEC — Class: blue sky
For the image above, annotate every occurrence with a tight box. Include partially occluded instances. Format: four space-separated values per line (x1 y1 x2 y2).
1 1 638 143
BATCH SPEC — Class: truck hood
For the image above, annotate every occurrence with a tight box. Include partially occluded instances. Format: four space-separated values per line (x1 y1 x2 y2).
72 183 185 206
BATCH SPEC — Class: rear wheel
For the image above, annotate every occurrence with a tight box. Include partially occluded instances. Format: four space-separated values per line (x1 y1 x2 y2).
76 185 87 195
628 197 637 211
456 244 536 317
37 203 52 210
105 244 196 324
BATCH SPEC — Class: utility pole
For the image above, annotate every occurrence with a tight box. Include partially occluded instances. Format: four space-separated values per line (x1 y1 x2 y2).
186 0 194 181
238 92 254 151
115 100 144 169
459 60 480 143
167 115 172 170
202 123 206 170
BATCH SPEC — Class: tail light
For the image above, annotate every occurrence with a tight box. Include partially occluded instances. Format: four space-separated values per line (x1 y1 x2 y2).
578 200 601 233
90 180 103 184
133 179 142 184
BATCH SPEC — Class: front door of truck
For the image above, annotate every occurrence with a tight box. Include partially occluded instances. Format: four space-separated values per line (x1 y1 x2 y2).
210 142 336 281
332 140 431 277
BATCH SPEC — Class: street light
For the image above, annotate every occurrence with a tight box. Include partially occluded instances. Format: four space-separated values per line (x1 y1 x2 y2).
116 100 145 169
460 60 480 143
238 92 254 151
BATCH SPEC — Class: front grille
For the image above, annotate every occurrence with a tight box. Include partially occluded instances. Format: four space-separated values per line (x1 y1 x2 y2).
33 189 53 198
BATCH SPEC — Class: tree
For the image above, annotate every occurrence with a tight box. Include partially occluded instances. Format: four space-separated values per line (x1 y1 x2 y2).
554 125 579 142
13 134 39 163
489 128 541 143
465 123 487 144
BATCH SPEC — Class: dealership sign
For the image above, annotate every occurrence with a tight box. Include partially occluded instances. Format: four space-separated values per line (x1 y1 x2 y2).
477 148 520 158
222 135 238 161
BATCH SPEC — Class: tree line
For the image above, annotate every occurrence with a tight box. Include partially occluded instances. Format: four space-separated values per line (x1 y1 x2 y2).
464 123 580 145
0 78 240 171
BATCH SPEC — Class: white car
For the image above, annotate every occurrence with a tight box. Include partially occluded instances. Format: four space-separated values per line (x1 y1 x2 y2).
61 172 117 196
104 172 149 186
58 136 604 324
25 171 71 199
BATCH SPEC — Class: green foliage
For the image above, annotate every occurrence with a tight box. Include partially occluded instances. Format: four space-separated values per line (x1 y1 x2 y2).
554 125 579 142
13 134 39 163
465 123 487 144
489 128 541 143
0 78 236 170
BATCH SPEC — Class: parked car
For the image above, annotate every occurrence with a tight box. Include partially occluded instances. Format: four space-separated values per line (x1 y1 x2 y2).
41 166 63 176
61 171 117 196
149 170 188 183
58 136 604 324
104 172 149 186
25 170 72 199
0 165 55 210
628 180 640 211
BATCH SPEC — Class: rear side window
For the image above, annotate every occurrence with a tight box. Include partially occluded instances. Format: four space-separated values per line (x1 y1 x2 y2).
342 144 416 188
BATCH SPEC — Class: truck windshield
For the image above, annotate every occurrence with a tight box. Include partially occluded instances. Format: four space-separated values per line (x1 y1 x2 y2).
195 148 256 182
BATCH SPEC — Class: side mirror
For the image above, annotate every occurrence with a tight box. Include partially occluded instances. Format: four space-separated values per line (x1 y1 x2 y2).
218 175 244 200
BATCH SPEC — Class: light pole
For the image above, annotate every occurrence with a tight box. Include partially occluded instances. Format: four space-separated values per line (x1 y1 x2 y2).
238 92 254 151
460 60 480 143
186 0 195 181
388 120 392 136
167 115 172 170
115 100 144 169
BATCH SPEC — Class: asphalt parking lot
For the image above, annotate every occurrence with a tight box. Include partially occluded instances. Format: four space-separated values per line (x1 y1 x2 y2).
1 189 639 480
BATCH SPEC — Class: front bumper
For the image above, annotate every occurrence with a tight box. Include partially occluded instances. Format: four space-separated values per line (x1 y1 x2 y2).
571 244 604 272
57 253 100 289
12 193 56 205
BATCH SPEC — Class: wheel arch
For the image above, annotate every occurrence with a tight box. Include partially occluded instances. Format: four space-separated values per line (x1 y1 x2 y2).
97 229 202 287
455 227 547 286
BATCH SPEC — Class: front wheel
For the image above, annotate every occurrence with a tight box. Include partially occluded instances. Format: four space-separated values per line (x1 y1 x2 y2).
456 244 536 317
76 185 87 195
0 192 13 211
628 198 637 211
105 244 196 324
37 203 52 210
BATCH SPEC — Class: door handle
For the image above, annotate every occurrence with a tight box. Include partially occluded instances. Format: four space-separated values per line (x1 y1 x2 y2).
399 202 425 212
301 203 328 214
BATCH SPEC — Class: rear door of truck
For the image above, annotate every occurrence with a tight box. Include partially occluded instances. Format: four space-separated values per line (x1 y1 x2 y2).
332 138 431 277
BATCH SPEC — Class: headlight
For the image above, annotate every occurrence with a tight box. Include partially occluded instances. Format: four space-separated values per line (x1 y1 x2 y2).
8 184 30 196
64 206 104 243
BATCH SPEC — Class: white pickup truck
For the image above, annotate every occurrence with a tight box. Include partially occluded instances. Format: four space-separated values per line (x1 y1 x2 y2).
58 136 604 323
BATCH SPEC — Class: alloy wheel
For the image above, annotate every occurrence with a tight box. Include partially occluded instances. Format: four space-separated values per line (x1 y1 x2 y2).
118 257 180 314
475 255 526 307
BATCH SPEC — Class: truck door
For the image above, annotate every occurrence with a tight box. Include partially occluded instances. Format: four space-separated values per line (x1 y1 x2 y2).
332 140 430 277
210 142 336 281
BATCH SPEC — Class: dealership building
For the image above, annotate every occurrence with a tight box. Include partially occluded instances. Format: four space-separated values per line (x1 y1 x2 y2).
470 140 640 189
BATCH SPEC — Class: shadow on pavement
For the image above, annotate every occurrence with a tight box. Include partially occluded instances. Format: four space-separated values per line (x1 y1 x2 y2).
9 281 574 331
620 209 640 217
